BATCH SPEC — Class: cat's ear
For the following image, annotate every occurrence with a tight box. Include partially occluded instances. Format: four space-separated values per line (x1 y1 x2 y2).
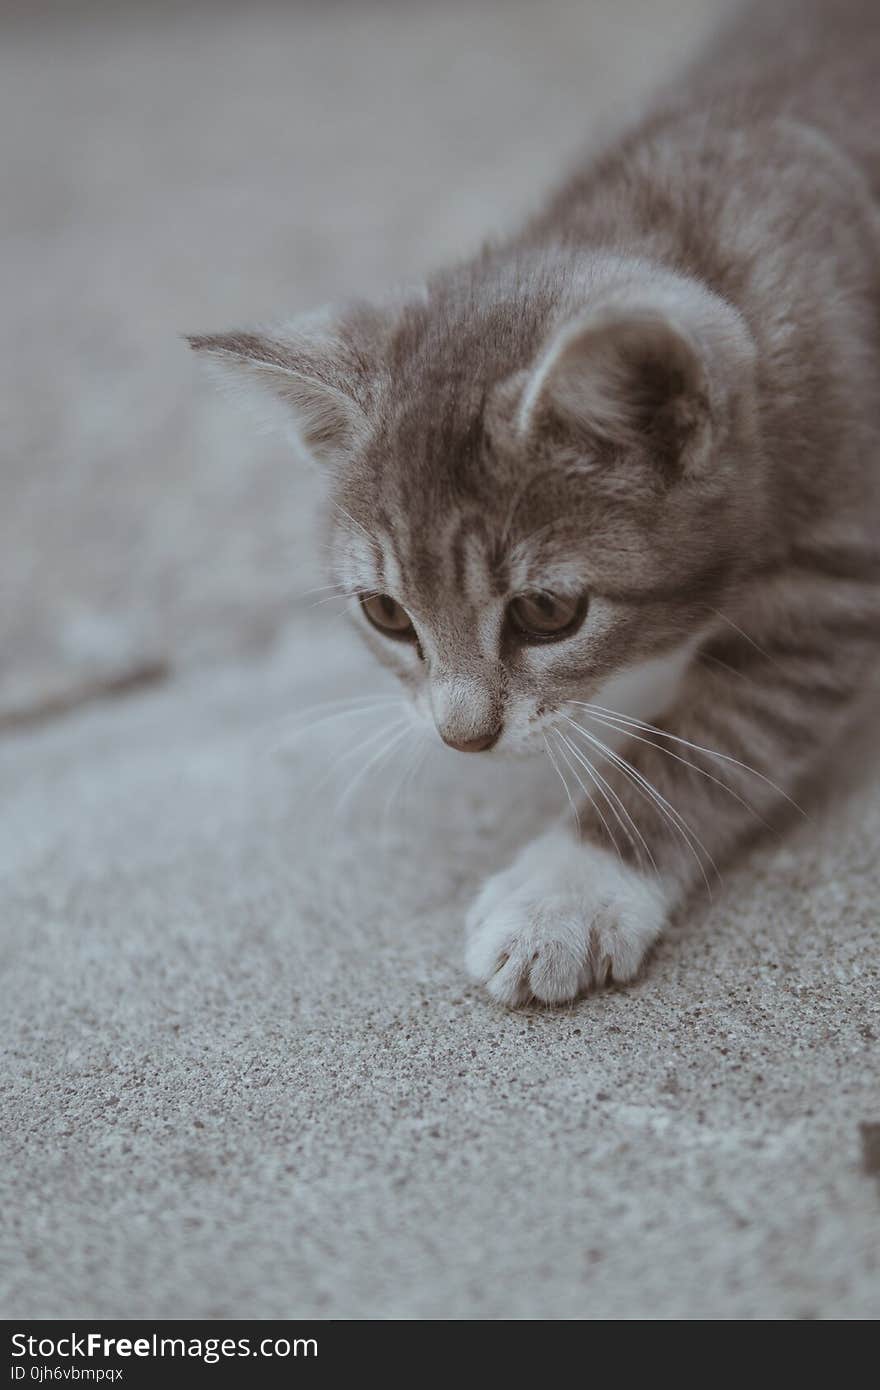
187 314 372 467
517 303 728 475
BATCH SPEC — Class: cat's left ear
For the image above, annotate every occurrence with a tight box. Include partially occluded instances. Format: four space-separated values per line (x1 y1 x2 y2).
187 312 374 467
516 291 755 477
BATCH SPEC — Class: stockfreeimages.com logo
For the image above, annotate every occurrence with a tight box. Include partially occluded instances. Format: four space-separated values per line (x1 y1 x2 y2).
11 1332 317 1373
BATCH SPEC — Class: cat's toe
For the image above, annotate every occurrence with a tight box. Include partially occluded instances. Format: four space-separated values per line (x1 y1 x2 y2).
463 901 527 1004
588 911 655 984
483 946 535 1008
523 925 590 1004
464 894 589 1006
464 835 669 1008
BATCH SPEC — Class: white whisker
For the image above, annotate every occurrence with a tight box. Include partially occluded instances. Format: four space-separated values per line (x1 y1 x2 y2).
267 696 403 746
335 721 413 814
308 591 355 609
569 701 805 815
697 650 752 685
380 730 429 842
295 581 349 600
562 716 717 897
574 706 772 832
272 693 400 723
306 587 383 611
706 607 781 668
551 730 622 864
330 500 375 547
556 728 655 873
543 732 580 834
313 715 409 798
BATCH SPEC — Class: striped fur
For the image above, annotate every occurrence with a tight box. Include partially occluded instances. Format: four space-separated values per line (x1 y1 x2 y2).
191 0 880 1004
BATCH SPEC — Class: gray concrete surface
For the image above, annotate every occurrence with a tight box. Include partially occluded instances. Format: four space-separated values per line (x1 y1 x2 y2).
1 0 878 1320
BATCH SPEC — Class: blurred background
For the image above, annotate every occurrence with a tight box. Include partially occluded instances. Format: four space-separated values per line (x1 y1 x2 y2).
1 0 731 724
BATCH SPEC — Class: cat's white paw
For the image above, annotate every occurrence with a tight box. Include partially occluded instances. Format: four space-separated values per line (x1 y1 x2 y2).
464 829 669 1007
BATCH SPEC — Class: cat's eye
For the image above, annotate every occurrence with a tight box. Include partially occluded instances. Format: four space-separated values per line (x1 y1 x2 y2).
507 590 587 642
360 592 417 642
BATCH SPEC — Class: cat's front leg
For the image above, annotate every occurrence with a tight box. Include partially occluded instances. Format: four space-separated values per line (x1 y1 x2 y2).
465 828 670 1006
466 565 876 1008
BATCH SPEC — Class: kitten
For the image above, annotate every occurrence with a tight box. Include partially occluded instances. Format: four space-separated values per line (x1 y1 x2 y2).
190 0 880 1007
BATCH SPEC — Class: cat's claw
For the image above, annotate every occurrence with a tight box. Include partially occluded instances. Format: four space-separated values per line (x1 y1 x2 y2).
464 830 668 1007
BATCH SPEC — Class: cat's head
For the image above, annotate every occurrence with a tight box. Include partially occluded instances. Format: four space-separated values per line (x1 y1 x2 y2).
190 254 761 754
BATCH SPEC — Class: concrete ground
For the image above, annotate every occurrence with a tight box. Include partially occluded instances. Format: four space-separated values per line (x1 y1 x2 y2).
1 0 878 1319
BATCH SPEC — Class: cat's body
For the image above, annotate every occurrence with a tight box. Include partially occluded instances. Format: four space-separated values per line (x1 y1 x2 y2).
192 0 880 1006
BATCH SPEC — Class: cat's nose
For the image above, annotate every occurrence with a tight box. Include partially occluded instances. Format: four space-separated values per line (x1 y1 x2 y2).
431 672 501 753
441 728 500 753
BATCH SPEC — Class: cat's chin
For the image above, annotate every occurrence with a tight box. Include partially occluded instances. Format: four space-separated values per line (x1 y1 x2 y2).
493 739 547 762
436 742 539 764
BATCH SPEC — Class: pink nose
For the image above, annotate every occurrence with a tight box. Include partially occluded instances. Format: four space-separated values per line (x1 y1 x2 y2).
441 729 500 753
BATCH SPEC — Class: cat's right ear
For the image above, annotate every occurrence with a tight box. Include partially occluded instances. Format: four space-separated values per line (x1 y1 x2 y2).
513 288 755 479
186 313 372 468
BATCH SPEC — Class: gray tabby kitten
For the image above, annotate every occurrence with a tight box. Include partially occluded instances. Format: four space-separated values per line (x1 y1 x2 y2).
190 0 880 1007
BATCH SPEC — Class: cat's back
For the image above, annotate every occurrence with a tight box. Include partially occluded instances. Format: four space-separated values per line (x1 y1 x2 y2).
524 0 880 286
687 0 880 194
